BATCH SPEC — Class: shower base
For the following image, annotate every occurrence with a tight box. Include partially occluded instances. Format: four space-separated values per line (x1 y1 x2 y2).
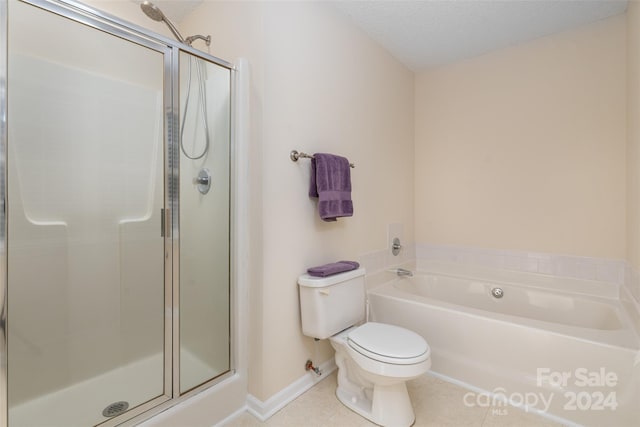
9 350 215 427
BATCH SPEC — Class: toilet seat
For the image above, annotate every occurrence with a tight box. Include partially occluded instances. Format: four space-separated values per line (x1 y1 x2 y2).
347 322 430 365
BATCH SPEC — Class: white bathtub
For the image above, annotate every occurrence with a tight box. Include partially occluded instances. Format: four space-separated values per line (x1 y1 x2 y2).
367 262 640 426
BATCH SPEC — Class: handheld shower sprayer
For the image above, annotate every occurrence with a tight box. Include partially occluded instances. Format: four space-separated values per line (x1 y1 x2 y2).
140 1 211 47
140 1 185 43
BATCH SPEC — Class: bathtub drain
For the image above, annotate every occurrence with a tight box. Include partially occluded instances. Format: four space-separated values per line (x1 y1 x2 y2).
491 287 504 299
102 401 129 418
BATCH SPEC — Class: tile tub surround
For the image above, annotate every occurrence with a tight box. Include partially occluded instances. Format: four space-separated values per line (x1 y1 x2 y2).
624 263 640 304
358 242 416 275
415 243 626 285
361 243 640 330
363 242 635 298
413 243 640 323
361 243 626 287
224 371 564 427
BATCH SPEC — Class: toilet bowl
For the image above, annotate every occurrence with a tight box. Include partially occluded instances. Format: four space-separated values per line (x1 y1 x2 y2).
330 323 430 426
298 268 431 427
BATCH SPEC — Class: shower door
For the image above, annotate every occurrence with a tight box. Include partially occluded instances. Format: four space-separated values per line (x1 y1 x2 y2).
6 0 169 425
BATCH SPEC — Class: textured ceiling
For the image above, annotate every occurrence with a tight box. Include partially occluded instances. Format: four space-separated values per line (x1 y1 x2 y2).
133 0 628 71
332 0 628 71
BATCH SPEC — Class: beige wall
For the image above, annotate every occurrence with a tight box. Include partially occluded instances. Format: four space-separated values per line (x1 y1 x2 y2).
183 2 415 401
628 1 640 270
45 0 634 412
415 15 627 259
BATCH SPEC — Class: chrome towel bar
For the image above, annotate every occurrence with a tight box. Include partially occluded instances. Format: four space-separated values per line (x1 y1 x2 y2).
290 150 355 168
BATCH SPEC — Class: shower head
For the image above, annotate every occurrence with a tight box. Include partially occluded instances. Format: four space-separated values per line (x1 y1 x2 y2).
140 1 186 44
140 0 164 22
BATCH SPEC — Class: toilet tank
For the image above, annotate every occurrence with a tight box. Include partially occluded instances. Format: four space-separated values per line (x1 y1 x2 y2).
298 268 366 339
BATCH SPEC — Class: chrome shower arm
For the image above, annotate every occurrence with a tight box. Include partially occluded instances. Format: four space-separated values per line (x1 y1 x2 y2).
185 34 211 47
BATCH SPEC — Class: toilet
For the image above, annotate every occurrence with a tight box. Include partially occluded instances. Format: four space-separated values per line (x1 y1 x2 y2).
298 268 430 427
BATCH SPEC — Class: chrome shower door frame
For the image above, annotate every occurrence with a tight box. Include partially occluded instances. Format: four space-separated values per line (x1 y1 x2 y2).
0 0 7 424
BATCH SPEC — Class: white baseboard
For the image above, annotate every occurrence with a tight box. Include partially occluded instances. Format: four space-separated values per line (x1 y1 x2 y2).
246 358 337 421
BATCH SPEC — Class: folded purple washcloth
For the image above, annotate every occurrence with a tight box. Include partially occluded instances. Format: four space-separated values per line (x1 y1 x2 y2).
309 153 353 222
307 261 360 277
338 260 359 269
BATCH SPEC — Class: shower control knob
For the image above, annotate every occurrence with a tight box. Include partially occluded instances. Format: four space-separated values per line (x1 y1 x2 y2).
391 237 402 256
195 176 209 185
194 168 212 194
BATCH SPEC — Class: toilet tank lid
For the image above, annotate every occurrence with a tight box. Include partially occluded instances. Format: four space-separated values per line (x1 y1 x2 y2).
298 268 366 288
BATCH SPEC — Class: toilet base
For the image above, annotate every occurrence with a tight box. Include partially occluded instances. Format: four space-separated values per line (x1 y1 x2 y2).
336 381 415 427
329 326 429 427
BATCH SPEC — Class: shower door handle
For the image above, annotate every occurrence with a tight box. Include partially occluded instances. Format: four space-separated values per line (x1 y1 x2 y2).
161 208 165 237
161 208 171 237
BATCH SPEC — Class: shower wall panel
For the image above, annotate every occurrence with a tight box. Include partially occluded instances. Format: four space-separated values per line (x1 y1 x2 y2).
8 52 164 404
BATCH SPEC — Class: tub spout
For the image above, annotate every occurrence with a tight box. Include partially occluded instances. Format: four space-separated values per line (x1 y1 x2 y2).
392 268 413 277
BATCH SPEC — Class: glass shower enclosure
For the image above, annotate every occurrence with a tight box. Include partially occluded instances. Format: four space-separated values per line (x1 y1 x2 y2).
0 0 234 425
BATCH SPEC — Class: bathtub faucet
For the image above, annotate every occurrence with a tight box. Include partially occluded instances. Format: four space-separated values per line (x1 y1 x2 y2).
393 268 414 277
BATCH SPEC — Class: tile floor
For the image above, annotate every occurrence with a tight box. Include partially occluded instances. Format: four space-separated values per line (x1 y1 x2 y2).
223 371 565 427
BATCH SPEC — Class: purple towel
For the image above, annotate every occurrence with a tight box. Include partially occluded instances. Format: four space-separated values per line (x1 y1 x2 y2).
307 261 360 277
309 153 353 222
